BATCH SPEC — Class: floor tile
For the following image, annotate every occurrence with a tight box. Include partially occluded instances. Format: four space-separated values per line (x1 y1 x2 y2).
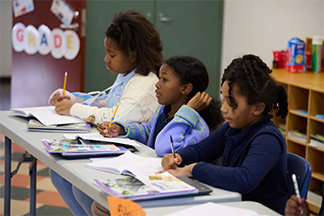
25 190 68 208
27 204 73 216
0 185 42 200
0 198 44 216
36 177 57 192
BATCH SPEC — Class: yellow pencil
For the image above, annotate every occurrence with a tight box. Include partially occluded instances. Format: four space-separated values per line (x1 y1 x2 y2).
62 71 68 96
109 101 120 127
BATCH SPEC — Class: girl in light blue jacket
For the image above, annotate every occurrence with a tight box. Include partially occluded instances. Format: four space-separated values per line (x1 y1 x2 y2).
98 56 224 156
72 56 225 216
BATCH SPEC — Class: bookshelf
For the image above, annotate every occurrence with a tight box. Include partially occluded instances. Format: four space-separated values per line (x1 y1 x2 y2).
271 69 324 213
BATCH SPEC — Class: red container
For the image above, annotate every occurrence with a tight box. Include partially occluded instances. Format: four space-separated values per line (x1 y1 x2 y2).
273 50 287 68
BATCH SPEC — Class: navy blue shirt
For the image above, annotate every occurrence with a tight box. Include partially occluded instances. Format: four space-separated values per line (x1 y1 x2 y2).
152 105 173 148
177 115 290 214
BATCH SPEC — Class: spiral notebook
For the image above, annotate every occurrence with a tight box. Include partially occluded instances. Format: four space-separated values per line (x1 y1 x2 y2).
41 139 128 158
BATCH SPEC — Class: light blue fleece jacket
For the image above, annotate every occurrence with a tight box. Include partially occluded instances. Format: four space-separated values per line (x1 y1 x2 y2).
115 104 210 156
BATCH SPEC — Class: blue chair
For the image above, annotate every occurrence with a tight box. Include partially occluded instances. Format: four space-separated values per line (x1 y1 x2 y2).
287 152 312 198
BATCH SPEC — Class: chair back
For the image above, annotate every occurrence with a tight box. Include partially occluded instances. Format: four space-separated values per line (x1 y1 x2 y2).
287 152 312 198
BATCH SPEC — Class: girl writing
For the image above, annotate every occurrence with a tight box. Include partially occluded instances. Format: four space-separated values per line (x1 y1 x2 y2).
161 54 290 214
87 55 224 216
49 9 163 216
49 9 163 125
98 55 224 156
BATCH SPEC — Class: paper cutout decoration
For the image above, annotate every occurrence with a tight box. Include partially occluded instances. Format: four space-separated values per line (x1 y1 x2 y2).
12 0 34 17
24 25 39 55
12 23 80 60
38 25 52 55
12 22 25 52
107 196 146 216
64 30 80 60
50 0 76 26
51 28 66 59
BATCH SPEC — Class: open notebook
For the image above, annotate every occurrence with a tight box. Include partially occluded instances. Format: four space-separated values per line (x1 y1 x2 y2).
10 106 85 126
41 139 127 158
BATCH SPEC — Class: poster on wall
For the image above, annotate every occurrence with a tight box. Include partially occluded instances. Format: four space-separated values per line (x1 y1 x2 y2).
50 0 76 26
13 0 34 17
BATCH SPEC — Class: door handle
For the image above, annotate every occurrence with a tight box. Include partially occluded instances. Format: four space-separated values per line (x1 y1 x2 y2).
159 13 172 22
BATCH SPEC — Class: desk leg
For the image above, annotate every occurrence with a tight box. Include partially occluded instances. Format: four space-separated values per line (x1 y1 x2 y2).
4 136 12 215
29 157 37 215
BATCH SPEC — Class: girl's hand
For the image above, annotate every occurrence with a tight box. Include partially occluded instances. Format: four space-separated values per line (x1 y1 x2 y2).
50 91 71 105
54 99 74 115
161 153 182 170
285 195 309 216
167 163 197 177
98 123 125 137
97 122 110 134
187 92 213 112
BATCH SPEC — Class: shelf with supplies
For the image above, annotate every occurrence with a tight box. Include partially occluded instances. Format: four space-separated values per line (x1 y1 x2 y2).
271 69 324 214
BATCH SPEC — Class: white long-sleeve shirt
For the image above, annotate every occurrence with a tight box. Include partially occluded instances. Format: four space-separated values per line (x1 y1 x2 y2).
50 72 159 125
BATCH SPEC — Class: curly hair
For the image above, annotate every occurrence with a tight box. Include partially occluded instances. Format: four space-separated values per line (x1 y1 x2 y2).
165 56 224 130
221 54 288 119
106 10 163 76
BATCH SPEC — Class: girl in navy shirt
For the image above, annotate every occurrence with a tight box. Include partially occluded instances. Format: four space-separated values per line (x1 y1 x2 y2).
162 54 290 214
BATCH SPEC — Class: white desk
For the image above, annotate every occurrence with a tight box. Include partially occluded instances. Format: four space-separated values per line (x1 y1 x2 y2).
144 201 281 216
0 110 241 214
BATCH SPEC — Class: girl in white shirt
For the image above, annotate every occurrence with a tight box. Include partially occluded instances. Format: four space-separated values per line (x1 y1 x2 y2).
49 9 163 216
49 9 163 125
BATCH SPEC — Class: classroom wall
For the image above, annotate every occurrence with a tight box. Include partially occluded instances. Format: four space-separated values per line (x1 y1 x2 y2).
221 0 324 75
0 0 12 77
1 0 323 79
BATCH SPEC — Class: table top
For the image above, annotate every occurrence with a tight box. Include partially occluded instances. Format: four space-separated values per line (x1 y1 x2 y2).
144 201 281 216
0 110 241 209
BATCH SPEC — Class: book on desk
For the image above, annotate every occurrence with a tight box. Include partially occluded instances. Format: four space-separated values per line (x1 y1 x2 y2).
41 139 128 158
93 172 210 201
87 151 212 200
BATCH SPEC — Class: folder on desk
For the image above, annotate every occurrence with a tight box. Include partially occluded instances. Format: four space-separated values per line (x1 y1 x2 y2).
41 139 127 158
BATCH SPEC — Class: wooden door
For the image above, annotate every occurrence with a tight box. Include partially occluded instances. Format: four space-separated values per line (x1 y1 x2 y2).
11 0 86 108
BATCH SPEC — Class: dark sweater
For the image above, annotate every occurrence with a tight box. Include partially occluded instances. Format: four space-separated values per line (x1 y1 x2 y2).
177 115 290 214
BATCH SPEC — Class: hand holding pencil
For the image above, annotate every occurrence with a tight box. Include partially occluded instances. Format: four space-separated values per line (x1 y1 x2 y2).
284 174 309 216
97 102 125 137
49 72 71 105
52 71 75 115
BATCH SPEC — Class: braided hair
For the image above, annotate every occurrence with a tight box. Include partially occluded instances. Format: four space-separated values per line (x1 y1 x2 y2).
165 56 224 130
106 10 163 76
221 54 288 119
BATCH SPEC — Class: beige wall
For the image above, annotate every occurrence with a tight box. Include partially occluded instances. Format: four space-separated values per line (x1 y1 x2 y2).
0 0 12 77
221 0 324 74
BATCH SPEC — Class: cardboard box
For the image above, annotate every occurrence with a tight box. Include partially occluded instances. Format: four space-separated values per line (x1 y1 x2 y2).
285 38 305 73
